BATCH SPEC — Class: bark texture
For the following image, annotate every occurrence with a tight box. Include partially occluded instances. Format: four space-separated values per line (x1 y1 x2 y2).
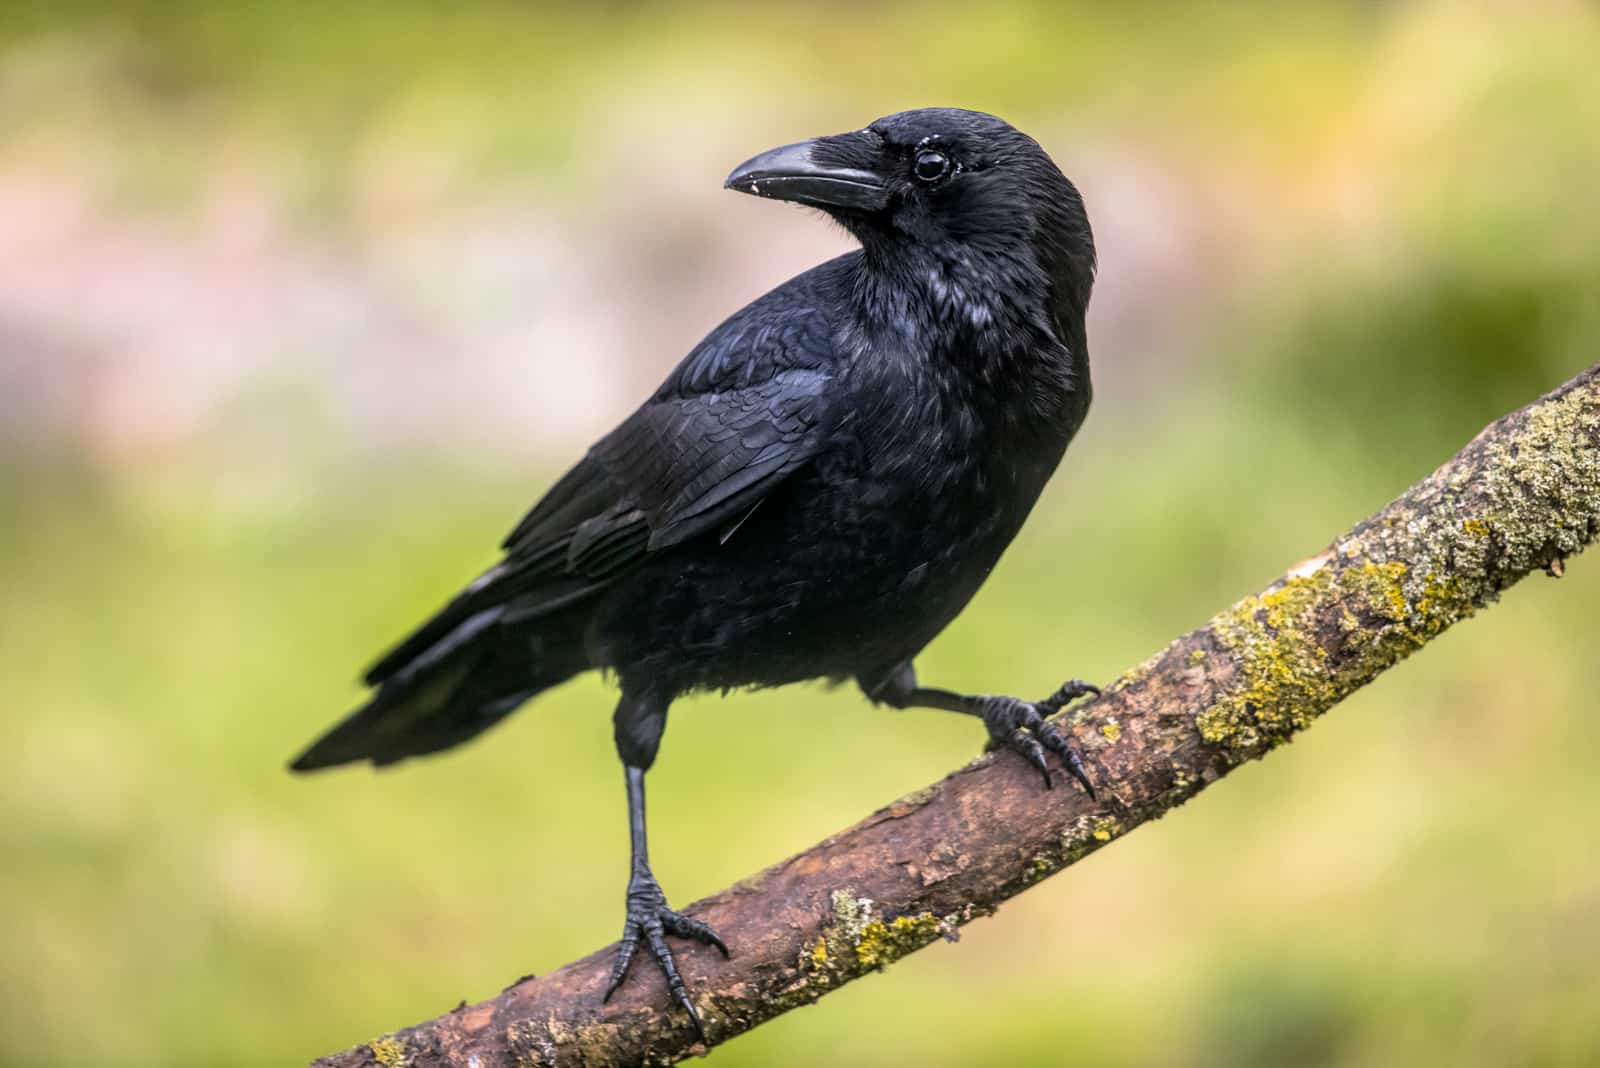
314 363 1600 1068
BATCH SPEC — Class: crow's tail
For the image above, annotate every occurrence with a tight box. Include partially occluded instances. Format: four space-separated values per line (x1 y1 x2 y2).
289 600 593 771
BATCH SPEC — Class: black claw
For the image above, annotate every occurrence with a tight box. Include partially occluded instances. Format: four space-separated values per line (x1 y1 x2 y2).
1034 718 1097 800
603 926 640 1003
1037 719 1098 800
1038 678 1101 715
663 909 730 958
1060 746 1097 800
643 922 701 1033
650 929 708 1042
1012 727 1053 789
682 994 708 1044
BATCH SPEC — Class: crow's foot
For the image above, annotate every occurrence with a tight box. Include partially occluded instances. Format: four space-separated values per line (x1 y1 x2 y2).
602 867 728 1042
979 679 1100 797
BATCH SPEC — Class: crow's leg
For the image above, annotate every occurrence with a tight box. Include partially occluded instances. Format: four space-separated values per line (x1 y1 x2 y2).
602 689 727 1041
861 661 1099 797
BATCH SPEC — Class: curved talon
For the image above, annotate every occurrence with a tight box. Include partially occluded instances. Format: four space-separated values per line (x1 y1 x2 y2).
1010 726 1053 789
1037 678 1101 715
1032 715 1097 800
643 921 703 1041
603 924 640 1002
663 908 730 958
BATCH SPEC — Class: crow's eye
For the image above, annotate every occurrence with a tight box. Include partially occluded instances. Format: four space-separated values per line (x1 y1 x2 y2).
913 149 951 183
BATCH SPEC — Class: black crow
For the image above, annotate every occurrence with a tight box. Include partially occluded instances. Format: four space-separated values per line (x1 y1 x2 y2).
292 107 1098 1037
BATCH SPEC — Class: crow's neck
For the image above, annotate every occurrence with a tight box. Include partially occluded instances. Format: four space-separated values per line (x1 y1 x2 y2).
848 241 1089 414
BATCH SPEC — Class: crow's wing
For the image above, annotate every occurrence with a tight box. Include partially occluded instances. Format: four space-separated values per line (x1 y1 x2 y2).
510 296 837 568
363 289 840 686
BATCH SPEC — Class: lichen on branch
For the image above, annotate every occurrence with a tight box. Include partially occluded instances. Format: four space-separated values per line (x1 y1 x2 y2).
1197 376 1600 756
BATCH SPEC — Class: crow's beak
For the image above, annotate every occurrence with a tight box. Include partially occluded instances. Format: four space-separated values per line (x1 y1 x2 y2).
725 138 888 213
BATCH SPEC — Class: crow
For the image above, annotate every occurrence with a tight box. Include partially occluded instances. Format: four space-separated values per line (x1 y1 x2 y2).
291 107 1098 1038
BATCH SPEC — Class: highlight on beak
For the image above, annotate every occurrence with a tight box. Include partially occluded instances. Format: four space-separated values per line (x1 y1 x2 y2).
724 139 888 213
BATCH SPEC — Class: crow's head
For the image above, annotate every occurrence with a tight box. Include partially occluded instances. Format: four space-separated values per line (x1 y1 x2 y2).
726 108 1094 324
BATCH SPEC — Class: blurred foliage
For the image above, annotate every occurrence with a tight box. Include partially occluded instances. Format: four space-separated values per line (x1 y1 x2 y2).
4 3 1600 1067
1236 8 1600 467
0 0 1371 221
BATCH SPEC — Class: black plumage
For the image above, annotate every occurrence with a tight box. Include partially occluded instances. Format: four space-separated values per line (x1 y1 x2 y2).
292 107 1098 1034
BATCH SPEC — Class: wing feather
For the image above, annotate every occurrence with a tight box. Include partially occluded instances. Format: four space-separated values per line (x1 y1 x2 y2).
364 267 843 687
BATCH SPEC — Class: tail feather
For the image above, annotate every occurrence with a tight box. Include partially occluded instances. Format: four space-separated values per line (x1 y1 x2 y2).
290 658 479 771
363 569 598 686
361 563 514 686
291 603 593 772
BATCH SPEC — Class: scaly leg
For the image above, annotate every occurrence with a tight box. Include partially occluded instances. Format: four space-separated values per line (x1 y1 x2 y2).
602 690 728 1040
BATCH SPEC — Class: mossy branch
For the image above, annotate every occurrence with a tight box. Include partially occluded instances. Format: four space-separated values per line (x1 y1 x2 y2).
312 363 1600 1068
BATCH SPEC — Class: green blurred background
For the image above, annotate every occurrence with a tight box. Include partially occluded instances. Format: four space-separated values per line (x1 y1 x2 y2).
3 2 1598 1065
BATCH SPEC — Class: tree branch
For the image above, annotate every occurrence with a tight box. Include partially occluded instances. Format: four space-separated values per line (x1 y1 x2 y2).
313 363 1600 1068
